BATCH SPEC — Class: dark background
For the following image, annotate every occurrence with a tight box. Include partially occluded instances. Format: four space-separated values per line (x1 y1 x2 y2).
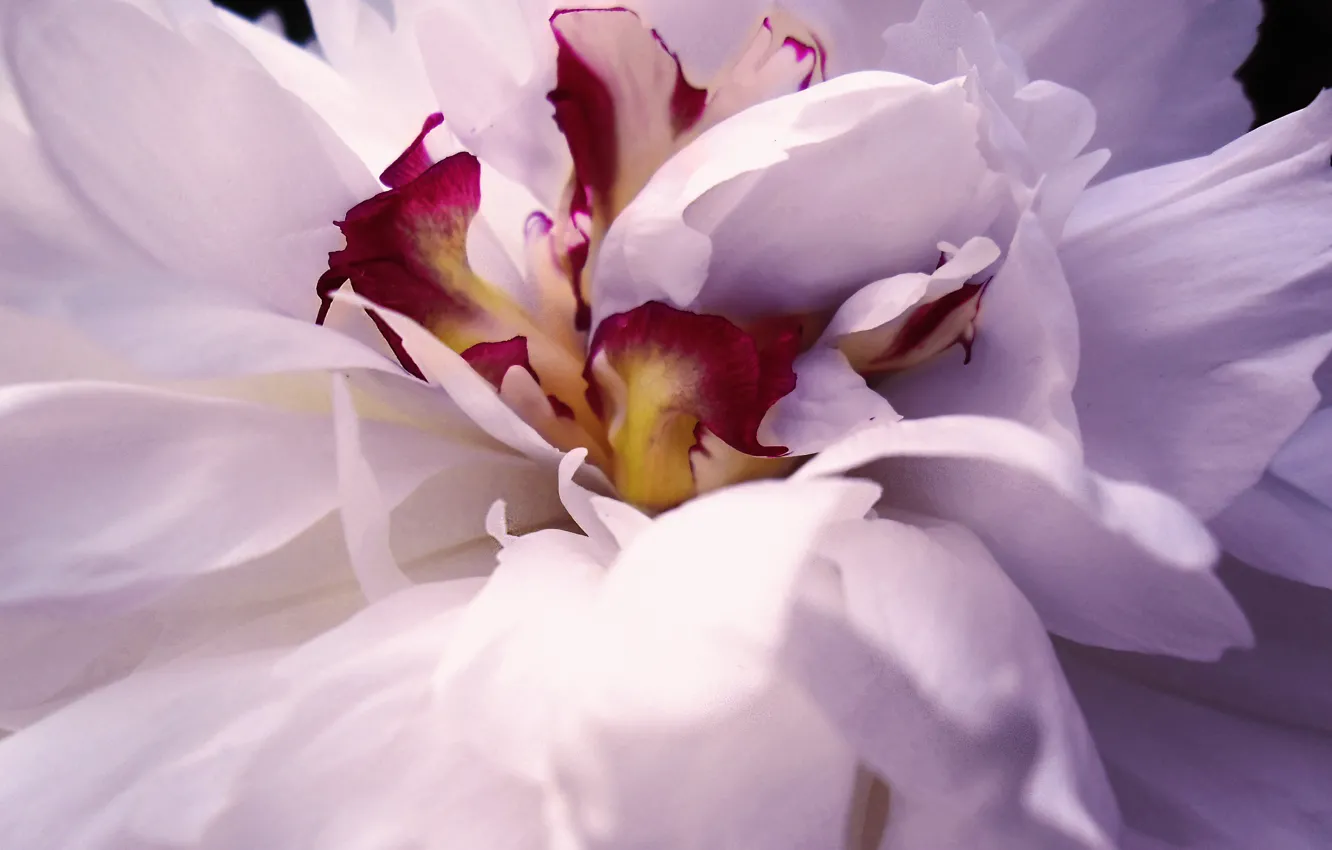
219 0 1331 128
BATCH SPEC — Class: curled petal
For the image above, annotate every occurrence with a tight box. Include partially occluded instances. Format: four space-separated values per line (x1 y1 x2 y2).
379 111 445 189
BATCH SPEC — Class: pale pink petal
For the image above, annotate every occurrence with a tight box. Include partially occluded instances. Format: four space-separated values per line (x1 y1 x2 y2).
331 373 412 601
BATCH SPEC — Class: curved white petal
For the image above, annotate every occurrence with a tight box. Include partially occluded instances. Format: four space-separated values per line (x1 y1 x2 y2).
0 383 345 612
975 0 1261 178
0 581 496 848
883 211 1082 452
1060 649 1332 850
1064 92 1332 518
4 0 378 317
0 475 1124 847
0 378 539 721
0 109 144 286
798 417 1250 658
593 71 1002 325
804 517 1116 850
215 6 429 173
1059 556 1332 737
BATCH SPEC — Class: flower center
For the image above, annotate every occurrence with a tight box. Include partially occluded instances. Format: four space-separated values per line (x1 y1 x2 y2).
316 9 991 512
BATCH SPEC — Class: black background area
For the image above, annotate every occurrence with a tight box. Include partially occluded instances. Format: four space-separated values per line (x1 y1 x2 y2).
220 0 1331 127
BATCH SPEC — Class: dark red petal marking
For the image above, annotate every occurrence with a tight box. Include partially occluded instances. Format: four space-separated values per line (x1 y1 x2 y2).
547 395 576 419
656 30 708 134
547 7 709 223
323 152 485 333
549 9 621 211
461 336 536 390
588 300 797 457
379 112 445 189
866 279 990 371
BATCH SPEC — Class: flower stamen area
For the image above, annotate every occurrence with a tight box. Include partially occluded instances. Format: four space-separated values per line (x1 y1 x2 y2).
316 9 991 511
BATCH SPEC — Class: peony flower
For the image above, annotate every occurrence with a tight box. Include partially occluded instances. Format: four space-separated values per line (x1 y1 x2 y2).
0 0 1329 847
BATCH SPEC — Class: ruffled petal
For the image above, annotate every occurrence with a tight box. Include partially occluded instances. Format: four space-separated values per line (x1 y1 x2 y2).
798 417 1250 658
1064 92 1332 518
975 0 1261 178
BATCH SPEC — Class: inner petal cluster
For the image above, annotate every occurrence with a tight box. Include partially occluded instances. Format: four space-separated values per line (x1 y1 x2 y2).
318 8 990 511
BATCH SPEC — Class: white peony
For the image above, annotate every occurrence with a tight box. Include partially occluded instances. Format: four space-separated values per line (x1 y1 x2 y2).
0 0 1328 847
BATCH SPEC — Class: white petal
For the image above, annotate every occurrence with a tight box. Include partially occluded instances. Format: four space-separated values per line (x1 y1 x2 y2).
6 0 377 316
1060 650 1332 850
0 581 522 849
1268 407 1332 509
0 378 538 721
215 6 423 172
332 373 411 601
759 347 901 455
803 517 1116 849
334 289 562 463
884 211 1082 453
1064 93 1332 518
976 0 1261 178
553 478 881 848
0 110 142 286
0 307 138 385
0 383 343 612
412 0 572 208
593 71 1001 324
798 417 1250 658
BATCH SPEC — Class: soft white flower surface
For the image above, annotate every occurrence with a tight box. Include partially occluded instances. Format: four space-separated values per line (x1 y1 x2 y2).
0 0 1329 847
